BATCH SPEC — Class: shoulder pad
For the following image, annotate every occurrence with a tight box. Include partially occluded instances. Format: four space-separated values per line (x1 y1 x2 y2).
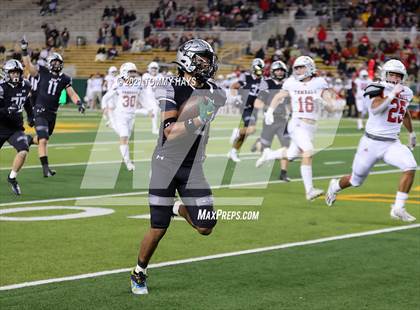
363 82 385 98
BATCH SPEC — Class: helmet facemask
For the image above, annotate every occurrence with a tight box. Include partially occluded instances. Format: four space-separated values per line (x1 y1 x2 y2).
385 71 403 85
9 70 22 84
49 59 63 73
190 52 218 83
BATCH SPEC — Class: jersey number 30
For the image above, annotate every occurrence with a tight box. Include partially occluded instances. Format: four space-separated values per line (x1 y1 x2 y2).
122 95 136 107
387 98 406 123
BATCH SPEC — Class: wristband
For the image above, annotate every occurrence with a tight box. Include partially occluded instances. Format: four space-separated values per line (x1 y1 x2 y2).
184 118 200 134
22 50 28 56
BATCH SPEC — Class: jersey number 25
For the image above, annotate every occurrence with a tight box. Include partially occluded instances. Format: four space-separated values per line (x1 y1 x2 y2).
387 98 406 124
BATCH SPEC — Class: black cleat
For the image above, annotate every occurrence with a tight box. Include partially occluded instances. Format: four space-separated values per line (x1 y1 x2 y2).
26 135 34 146
7 177 21 195
43 166 56 177
279 172 290 182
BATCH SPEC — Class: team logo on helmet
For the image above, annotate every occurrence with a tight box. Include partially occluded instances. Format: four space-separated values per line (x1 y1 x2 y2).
3 59 24 83
174 39 218 83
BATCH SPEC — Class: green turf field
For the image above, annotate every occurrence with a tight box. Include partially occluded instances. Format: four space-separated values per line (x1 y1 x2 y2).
0 108 419 309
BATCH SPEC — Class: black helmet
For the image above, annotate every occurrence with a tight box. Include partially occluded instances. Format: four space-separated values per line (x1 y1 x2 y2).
174 39 218 83
270 60 288 80
251 58 265 76
3 59 24 84
47 52 64 73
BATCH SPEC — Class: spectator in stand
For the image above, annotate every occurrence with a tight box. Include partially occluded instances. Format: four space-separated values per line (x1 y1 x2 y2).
102 5 111 20
95 46 107 62
49 0 57 14
255 46 265 60
317 24 327 43
284 26 296 47
107 45 118 60
143 23 151 40
61 27 70 48
98 23 108 44
295 6 307 19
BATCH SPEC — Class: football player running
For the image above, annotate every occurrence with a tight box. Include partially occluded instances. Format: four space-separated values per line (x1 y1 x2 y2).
21 39 85 177
227 58 265 162
260 56 338 201
0 60 34 195
353 69 372 130
252 60 291 181
101 62 151 171
102 66 118 129
325 59 417 222
141 62 163 135
130 39 226 295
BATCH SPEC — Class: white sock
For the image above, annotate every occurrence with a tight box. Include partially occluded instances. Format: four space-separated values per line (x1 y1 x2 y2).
331 179 342 193
172 201 180 215
9 170 17 179
300 165 313 193
231 148 238 155
119 144 130 163
135 265 147 274
266 148 285 161
357 118 363 128
394 191 408 209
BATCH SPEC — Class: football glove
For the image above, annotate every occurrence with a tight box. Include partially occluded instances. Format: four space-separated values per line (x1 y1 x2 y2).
77 101 86 114
35 106 46 114
21 38 29 55
264 107 274 125
389 84 404 99
409 132 416 150
7 104 19 115
198 96 216 124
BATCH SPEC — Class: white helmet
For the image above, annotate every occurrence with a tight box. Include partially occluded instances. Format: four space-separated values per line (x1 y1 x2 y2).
147 61 159 74
381 59 407 84
108 66 118 75
359 69 368 79
293 56 316 81
119 62 138 79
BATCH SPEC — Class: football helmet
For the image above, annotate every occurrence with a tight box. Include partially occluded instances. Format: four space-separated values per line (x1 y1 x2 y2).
292 56 316 81
147 61 159 74
270 60 288 80
174 39 218 83
251 58 265 76
47 52 64 73
120 62 138 79
3 59 24 84
359 69 368 79
381 59 407 84
108 66 118 76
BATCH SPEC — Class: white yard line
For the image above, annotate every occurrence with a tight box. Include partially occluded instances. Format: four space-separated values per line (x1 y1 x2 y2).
0 168 415 207
0 223 418 291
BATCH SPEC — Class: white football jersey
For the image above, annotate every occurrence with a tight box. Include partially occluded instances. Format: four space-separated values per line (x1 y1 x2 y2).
282 76 329 120
108 78 142 114
354 78 371 99
365 84 413 139
141 72 163 96
104 74 118 92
